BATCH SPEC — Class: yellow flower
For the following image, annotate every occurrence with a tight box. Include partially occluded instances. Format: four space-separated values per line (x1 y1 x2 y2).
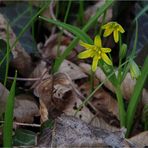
102 22 125 43
78 35 112 72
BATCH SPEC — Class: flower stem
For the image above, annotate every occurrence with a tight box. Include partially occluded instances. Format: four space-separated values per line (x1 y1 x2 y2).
115 84 126 127
90 70 94 93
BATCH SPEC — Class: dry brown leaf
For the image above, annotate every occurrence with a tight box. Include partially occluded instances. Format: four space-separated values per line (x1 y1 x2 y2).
14 94 39 123
0 82 39 123
38 115 130 147
58 60 87 80
84 0 112 23
0 13 33 77
79 80 119 127
40 34 76 60
79 63 146 101
129 131 148 147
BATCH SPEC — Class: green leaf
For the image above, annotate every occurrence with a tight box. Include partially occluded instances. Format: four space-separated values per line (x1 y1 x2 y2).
142 104 148 130
126 57 148 137
3 71 17 147
13 129 36 146
39 16 93 44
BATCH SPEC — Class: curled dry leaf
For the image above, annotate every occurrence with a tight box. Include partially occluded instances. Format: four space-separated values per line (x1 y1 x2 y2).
37 115 130 147
14 94 39 123
0 13 33 77
129 131 148 147
79 63 147 101
34 72 119 132
34 72 92 122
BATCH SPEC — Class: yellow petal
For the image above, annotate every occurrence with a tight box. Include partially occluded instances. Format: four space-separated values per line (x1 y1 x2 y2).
79 41 94 50
118 25 125 33
103 28 114 37
78 49 93 59
102 22 114 29
113 30 119 43
101 53 112 65
101 48 111 53
94 35 102 47
92 55 100 72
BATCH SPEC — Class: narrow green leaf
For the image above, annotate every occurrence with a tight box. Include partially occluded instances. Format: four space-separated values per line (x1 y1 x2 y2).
39 16 93 44
126 57 148 137
3 71 17 147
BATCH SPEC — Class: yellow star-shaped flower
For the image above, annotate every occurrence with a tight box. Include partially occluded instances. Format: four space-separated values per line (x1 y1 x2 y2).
102 22 125 43
78 35 112 72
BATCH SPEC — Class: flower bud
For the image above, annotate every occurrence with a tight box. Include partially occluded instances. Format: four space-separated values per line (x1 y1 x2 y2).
129 59 141 79
119 43 127 60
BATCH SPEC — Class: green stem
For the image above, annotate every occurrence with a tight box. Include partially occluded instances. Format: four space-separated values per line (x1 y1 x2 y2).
90 70 94 93
115 84 126 127
118 34 122 82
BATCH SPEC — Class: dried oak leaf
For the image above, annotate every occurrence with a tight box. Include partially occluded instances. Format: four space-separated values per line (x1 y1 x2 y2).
79 63 147 101
37 115 130 147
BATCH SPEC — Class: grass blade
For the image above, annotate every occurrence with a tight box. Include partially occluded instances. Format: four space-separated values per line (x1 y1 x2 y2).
39 16 93 44
3 71 17 147
126 57 148 137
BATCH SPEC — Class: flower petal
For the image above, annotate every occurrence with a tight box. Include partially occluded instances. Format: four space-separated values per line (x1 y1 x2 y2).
79 41 94 50
101 53 112 65
103 28 114 37
101 48 111 53
102 22 114 29
94 35 102 47
113 30 119 43
118 25 125 33
78 49 93 59
92 55 100 72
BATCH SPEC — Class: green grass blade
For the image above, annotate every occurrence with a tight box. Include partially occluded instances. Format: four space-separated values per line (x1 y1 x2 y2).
39 16 93 44
52 0 114 72
126 57 148 137
3 71 17 147
134 4 148 22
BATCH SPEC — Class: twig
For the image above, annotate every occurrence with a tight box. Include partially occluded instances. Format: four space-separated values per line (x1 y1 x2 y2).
0 121 41 127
